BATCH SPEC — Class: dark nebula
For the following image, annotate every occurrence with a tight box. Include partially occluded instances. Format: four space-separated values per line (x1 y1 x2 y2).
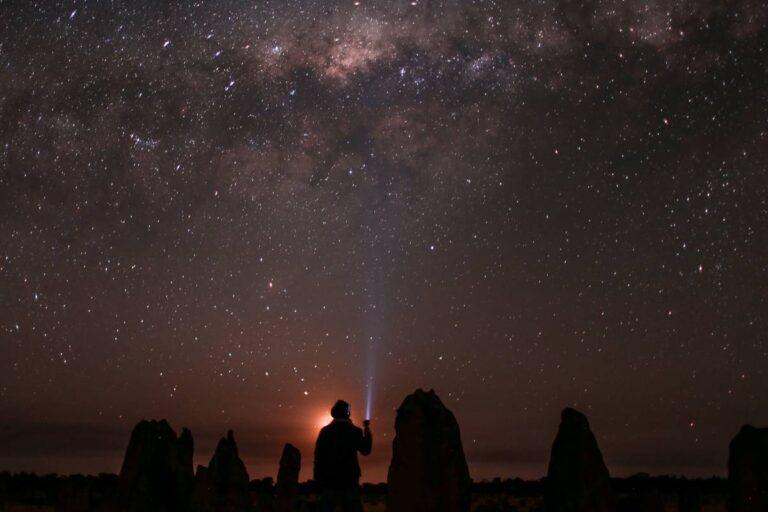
1 0 767 482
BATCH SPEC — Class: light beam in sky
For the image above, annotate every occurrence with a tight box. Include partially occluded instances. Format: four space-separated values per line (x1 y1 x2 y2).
363 333 379 421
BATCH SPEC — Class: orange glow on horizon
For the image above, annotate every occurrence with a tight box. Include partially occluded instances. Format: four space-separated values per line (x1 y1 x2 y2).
314 411 334 432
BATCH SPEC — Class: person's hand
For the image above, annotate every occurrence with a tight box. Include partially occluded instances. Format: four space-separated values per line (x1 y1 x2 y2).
363 419 370 428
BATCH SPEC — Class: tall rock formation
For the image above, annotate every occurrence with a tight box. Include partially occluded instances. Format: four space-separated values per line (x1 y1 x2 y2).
544 408 614 512
118 419 194 512
729 425 768 512
275 443 301 512
386 389 471 512
191 430 251 512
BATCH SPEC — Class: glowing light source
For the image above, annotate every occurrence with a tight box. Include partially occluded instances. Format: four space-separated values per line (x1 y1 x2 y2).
315 411 333 431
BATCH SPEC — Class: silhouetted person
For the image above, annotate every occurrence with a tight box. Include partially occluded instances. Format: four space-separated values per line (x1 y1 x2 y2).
314 400 372 512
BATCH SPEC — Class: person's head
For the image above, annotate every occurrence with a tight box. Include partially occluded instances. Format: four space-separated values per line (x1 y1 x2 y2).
331 399 351 419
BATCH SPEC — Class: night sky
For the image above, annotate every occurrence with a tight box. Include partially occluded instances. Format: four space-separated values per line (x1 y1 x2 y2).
1 0 767 483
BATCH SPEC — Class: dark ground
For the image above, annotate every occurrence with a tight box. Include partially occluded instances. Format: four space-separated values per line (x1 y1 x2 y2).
0 471 727 511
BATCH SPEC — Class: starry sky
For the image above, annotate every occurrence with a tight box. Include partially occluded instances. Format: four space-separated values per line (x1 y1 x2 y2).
1 0 767 483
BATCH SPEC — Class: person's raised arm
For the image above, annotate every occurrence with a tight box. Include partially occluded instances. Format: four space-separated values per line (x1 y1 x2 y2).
359 420 372 456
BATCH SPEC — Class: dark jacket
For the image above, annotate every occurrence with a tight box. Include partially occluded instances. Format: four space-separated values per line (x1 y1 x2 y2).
313 419 372 488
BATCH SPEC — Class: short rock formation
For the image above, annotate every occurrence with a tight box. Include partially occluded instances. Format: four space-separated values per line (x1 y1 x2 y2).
387 388 471 512
728 425 768 512
191 430 251 512
544 408 614 512
118 419 194 512
275 443 301 512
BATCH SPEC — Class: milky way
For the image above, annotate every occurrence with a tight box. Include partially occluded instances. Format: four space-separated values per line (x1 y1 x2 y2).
1 0 767 481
